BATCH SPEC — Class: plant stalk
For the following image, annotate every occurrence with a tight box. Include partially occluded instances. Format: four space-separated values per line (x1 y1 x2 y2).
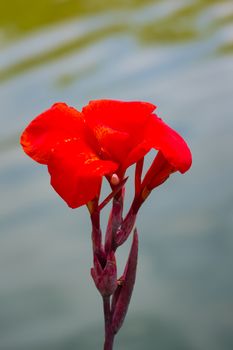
103 296 115 350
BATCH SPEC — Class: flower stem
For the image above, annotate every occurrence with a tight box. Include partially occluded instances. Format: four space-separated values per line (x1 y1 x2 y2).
103 296 115 350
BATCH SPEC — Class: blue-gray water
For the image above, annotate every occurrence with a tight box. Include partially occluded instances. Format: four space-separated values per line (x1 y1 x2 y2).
1 1 233 349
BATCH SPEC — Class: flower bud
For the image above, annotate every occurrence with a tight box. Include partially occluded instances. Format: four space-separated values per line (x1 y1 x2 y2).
112 229 138 334
110 173 120 186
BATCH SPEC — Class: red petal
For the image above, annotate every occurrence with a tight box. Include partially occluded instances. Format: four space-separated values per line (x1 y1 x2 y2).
90 124 131 164
47 139 118 208
20 103 85 164
122 140 151 170
142 151 175 190
82 100 156 165
146 115 192 173
82 99 156 132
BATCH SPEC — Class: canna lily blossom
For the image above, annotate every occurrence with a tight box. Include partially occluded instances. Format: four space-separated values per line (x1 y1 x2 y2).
20 98 192 350
20 99 192 208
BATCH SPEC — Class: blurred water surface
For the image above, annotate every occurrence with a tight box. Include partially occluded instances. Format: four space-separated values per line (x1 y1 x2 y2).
0 1 233 349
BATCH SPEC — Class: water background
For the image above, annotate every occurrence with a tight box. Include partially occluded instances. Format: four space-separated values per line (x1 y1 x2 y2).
1 1 233 349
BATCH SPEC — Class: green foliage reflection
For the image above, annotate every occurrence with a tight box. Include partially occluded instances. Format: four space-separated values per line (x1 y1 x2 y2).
0 0 232 83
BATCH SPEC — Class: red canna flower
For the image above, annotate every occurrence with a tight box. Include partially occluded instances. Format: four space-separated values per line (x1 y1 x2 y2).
20 98 192 350
20 99 192 208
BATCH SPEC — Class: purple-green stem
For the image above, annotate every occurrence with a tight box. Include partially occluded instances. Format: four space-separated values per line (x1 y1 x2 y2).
90 161 146 349
91 191 141 349
103 296 115 350
90 194 140 349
